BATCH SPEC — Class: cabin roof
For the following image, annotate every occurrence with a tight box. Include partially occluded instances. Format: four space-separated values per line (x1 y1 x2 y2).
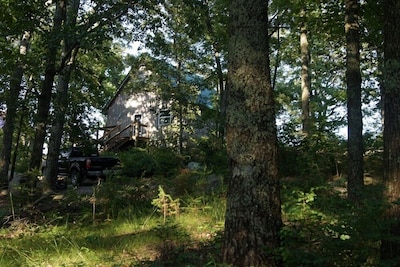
103 62 216 114
102 69 132 113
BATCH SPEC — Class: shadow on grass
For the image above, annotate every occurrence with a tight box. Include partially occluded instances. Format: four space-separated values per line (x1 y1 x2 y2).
78 222 224 267
281 175 388 267
1 215 224 267
135 228 223 267
1 181 225 266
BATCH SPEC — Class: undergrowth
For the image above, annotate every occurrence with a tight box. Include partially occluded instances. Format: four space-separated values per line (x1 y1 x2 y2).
0 143 394 266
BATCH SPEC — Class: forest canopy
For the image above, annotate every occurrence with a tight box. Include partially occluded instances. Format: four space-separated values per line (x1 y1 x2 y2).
1 0 400 266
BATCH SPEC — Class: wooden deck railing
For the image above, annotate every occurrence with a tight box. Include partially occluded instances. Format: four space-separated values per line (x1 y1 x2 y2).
101 122 149 150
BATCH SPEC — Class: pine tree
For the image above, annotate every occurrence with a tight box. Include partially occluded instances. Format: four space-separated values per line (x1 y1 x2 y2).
222 0 282 266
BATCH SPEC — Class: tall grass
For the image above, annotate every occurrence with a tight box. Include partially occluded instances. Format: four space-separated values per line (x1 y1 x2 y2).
0 218 190 265
2 144 389 266
0 190 226 266
1 175 388 266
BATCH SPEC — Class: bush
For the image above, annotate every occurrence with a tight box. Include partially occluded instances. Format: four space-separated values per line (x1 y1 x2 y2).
151 148 183 177
279 133 346 186
194 137 228 175
118 147 184 179
281 181 386 266
95 174 157 219
118 148 157 178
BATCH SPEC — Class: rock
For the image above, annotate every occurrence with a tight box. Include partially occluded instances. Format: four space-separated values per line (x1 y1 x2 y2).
187 161 201 171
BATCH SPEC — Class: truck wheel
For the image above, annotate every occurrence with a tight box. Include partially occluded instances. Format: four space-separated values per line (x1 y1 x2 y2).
70 169 81 187
55 177 67 190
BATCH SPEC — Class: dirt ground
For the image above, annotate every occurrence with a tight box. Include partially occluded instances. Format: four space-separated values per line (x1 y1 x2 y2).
1 173 96 225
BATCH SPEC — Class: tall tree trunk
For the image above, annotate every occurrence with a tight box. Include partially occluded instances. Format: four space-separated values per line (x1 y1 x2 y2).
215 50 226 139
345 0 364 200
44 67 73 191
43 0 80 191
29 0 65 171
0 31 30 191
300 22 311 136
177 60 184 154
382 0 400 260
222 0 282 266
10 113 24 181
9 86 30 181
201 0 226 139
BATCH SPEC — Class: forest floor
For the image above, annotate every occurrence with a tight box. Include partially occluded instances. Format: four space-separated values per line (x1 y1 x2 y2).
0 172 386 266
0 174 225 266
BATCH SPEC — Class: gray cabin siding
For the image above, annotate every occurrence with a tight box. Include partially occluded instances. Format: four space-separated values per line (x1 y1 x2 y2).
101 62 213 151
105 91 159 136
103 89 169 150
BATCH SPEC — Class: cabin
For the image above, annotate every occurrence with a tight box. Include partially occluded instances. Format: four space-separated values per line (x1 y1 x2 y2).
101 61 215 151
102 66 173 150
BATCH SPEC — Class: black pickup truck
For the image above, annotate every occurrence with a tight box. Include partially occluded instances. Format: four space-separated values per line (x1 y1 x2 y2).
58 147 120 187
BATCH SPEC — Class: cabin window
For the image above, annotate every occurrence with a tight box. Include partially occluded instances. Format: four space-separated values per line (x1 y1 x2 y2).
158 110 172 126
134 114 144 135
134 114 142 123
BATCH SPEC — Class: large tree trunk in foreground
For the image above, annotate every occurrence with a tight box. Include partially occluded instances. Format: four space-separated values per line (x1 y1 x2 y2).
382 0 400 261
345 0 364 201
0 32 30 191
222 0 282 266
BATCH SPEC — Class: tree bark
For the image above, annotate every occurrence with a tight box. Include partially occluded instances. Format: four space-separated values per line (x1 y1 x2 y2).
345 0 364 200
222 0 282 266
44 68 72 191
300 22 311 136
29 0 65 171
43 0 80 191
382 0 400 260
0 32 30 191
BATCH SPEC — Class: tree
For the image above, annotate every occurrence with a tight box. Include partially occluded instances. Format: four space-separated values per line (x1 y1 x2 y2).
0 32 30 190
0 0 45 190
222 0 282 266
142 0 223 151
271 0 348 139
29 0 65 172
29 0 152 173
43 0 80 191
345 0 363 200
382 0 400 260
300 10 311 136
198 0 229 139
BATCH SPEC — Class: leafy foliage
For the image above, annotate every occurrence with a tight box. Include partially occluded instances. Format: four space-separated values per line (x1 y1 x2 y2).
279 132 346 185
118 148 158 178
118 147 184 178
281 179 386 266
1 149 389 266
0 0 393 265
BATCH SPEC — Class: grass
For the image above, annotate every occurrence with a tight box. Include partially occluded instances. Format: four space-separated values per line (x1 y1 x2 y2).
1 210 224 266
0 170 391 266
0 181 226 267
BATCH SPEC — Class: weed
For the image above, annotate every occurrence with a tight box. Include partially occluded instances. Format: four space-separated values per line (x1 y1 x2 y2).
152 186 180 223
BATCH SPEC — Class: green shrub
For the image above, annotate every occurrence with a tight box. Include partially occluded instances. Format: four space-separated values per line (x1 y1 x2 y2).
95 174 156 219
281 181 386 266
118 148 157 178
172 168 197 196
151 148 183 177
196 137 228 175
279 133 346 186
